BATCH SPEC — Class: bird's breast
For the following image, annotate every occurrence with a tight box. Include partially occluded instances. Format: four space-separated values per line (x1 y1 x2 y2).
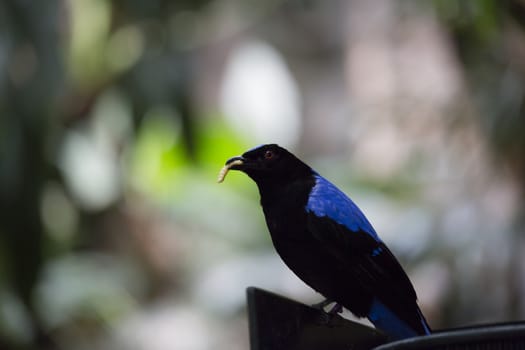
263 201 307 238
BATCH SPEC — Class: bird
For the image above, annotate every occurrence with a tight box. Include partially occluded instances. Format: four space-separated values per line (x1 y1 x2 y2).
218 144 431 340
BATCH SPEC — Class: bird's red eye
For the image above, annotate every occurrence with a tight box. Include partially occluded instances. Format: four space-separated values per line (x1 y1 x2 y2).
264 150 274 159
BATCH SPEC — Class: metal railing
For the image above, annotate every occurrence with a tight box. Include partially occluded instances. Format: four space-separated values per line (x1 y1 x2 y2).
247 287 525 350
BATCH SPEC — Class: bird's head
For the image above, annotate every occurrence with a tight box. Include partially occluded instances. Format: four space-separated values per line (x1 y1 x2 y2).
218 144 311 186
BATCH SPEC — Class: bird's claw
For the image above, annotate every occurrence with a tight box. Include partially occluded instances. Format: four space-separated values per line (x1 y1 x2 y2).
328 303 343 315
311 298 332 310
311 299 343 315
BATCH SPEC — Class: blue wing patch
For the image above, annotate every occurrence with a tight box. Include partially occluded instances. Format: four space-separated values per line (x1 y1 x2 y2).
371 246 384 257
305 174 380 241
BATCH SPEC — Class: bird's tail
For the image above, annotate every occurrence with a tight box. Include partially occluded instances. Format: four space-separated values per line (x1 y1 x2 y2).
368 299 431 340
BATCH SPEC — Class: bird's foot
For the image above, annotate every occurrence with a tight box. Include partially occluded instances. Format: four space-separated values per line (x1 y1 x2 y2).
311 298 333 311
312 299 343 325
328 303 343 315
311 299 343 315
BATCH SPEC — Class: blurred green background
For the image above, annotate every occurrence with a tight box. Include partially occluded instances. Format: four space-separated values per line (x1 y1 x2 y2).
1 0 525 349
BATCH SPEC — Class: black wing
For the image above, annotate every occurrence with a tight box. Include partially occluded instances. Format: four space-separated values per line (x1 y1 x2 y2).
306 212 427 334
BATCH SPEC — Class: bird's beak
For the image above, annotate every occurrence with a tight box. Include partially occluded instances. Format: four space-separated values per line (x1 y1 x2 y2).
217 156 245 183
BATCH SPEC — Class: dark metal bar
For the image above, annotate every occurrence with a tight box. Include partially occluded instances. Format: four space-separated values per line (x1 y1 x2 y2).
247 287 388 350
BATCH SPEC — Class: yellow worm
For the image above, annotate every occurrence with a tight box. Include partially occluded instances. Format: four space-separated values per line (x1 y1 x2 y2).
217 159 243 183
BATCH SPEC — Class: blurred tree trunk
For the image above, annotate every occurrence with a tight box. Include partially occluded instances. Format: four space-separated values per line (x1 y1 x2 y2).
0 1 64 348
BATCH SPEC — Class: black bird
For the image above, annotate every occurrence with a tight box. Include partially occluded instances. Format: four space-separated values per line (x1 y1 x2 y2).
218 144 431 340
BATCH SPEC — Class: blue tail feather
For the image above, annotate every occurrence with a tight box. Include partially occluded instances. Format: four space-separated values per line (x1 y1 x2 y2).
368 299 431 340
